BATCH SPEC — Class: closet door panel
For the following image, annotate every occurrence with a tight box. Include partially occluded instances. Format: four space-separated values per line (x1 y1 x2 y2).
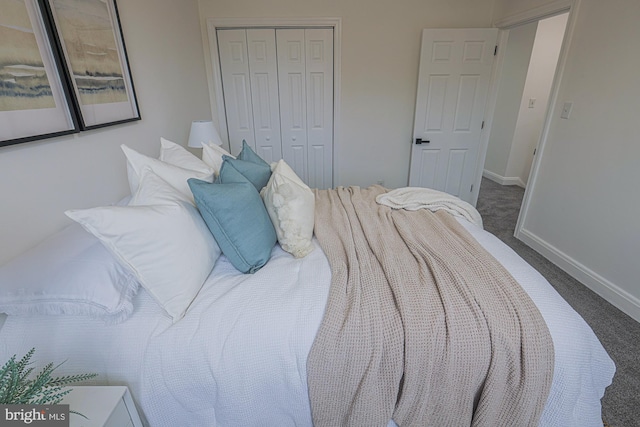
218 26 334 188
277 29 309 182
305 28 333 189
217 29 255 156
246 29 282 163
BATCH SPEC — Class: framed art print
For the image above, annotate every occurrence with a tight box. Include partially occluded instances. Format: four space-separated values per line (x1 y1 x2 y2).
0 0 79 147
43 0 140 129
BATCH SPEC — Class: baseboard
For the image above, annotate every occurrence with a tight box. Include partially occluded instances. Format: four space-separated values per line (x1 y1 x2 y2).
517 228 640 323
482 170 526 188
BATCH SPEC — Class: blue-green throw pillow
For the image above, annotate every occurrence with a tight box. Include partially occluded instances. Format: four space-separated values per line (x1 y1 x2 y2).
188 178 276 274
220 156 271 191
238 140 270 168
214 159 246 184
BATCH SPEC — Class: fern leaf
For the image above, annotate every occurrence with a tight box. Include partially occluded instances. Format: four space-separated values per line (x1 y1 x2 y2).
0 348 97 412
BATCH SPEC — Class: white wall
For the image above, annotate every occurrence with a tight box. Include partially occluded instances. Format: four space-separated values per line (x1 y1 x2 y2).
483 21 537 184
0 0 212 265
505 12 567 186
494 0 640 321
197 0 496 189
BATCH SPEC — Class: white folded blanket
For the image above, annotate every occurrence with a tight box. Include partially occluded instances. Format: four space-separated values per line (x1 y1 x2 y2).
376 187 483 228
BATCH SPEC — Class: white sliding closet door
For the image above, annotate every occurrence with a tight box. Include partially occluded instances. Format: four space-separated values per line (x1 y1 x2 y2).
217 27 333 188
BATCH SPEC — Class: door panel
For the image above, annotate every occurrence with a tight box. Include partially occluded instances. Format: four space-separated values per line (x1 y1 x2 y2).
409 28 497 204
445 149 467 196
218 27 334 188
246 29 282 162
217 29 255 155
277 29 309 182
305 28 333 189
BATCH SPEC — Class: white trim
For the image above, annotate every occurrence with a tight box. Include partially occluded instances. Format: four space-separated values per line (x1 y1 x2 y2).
518 228 640 323
498 0 640 324
494 0 573 29
514 0 581 237
482 169 525 188
204 17 342 187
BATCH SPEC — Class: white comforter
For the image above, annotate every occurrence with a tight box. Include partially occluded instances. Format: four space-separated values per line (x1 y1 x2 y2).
0 220 615 427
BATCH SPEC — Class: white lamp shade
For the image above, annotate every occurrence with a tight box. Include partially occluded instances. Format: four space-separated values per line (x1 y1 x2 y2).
188 120 224 148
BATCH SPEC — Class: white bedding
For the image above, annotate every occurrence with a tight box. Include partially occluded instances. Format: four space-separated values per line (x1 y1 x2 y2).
0 219 614 427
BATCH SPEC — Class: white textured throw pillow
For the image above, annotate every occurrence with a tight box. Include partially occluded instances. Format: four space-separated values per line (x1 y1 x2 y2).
122 144 213 204
66 170 221 322
201 142 235 175
159 137 214 175
260 159 315 258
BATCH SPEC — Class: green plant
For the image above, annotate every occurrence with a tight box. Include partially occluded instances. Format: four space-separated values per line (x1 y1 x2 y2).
0 348 97 416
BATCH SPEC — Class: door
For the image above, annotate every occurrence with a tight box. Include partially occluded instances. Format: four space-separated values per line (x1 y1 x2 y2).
409 28 498 203
277 28 333 189
217 29 282 162
217 27 334 189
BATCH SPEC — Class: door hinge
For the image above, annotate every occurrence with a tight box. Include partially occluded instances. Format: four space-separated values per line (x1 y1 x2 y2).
494 45 498 56
481 120 485 129
471 184 474 192
533 148 537 155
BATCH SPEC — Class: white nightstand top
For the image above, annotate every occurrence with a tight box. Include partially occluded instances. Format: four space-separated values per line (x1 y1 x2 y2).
60 386 142 427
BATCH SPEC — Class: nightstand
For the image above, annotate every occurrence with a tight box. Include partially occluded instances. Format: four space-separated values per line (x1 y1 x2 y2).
60 386 143 427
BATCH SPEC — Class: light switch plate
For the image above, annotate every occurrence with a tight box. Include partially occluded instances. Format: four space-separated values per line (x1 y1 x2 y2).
561 102 572 119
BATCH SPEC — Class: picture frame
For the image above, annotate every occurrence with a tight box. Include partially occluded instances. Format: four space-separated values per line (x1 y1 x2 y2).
42 0 140 130
0 0 79 148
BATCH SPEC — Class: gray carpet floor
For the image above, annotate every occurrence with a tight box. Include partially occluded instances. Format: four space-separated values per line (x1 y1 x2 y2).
476 178 639 427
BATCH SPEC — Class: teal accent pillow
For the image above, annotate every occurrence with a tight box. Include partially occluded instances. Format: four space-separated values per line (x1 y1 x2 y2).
238 140 270 168
220 156 271 191
188 178 276 274
214 159 246 184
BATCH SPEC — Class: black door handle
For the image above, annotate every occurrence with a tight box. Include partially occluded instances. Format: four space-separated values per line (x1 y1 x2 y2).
415 138 430 144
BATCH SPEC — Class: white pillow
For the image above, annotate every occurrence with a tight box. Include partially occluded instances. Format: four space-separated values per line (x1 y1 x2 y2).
201 142 235 175
0 223 139 324
121 144 213 204
130 166 193 206
260 159 315 258
66 171 221 322
159 137 214 175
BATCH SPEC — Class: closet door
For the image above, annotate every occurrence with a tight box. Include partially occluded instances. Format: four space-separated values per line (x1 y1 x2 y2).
217 27 334 188
217 29 255 155
218 29 282 159
246 29 281 163
305 29 334 189
277 28 333 189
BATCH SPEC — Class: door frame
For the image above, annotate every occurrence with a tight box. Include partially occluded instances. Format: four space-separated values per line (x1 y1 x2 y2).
204 17 342 187
481 0 580 237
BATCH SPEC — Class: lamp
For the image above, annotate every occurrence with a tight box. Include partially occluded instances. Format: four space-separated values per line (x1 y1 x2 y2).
187 120 224 148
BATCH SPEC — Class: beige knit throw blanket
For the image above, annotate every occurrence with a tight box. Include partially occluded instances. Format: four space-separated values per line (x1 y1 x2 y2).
308 186 554 427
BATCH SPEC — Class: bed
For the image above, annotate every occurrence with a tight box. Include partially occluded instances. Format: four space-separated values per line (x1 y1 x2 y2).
0 139 615 426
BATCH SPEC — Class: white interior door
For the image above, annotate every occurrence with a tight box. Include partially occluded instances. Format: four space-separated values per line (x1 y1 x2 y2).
409 28 498 203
